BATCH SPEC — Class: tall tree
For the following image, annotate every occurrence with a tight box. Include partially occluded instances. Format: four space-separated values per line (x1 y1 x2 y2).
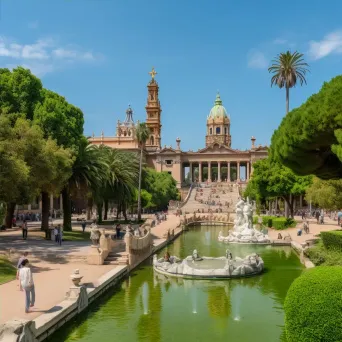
135 123 150 220
247 158 312 217
63 138 108 230
268 51 309 115
34 88 84 230
271 75 342 179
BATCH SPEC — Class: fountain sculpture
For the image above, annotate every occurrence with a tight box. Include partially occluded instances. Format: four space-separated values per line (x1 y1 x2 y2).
218 198 270 244
153 249 264 279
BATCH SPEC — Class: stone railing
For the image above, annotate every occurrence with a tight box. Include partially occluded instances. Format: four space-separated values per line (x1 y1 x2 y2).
168 183 194 210
124 230 153 268
181 213 233 226
87 229 114 265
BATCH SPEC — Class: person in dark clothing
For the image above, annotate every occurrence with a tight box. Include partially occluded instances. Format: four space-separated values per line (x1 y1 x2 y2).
115 224 121 239
81 220 86 233
22 220 28 240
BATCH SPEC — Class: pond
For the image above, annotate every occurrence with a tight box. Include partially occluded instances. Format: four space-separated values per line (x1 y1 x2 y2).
49 225 303 342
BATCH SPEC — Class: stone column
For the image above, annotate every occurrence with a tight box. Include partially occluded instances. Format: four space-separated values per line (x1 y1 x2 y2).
208 162 212 182
246 161 250 180
299 194 303 208
199 162 202 182
28 204 32 211
237 162 240 181
218 162 221 182
189 162 193 183
227 162 231 182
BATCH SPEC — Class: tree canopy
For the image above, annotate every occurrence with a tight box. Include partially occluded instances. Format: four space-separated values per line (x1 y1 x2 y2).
271 75 342 179
244 158 312 216
33 89 84 148
305 177 342 210
141 168 179 210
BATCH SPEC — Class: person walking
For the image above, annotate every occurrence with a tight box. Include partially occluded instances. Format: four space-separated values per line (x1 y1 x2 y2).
19 259 35 313
57 225 63 246
53 226 59 243
16 251 29 286
22 220 28 240
81 220 86 233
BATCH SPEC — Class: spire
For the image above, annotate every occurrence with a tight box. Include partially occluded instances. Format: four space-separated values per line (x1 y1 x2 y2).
124 104 134 124
215 92 222 106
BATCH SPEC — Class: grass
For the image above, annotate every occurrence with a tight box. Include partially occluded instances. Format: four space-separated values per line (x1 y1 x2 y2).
305 240 342 266
0 256 17 284
62 230 91 241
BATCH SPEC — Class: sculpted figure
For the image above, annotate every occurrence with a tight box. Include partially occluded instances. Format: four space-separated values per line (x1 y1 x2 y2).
90 223 100 245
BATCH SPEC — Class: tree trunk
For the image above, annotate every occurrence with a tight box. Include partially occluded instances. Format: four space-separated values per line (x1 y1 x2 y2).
104 199 109 220
116 203 120 220
286 86 290 115
122 202 127 221
41 192 50 233
62 186 72 231
283 195 294 218
5 202 16 228
137 146 143 221
86 197 93 220
97 202 103 223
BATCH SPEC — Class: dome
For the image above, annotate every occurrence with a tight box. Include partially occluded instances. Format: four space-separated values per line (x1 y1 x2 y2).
208 93 228 119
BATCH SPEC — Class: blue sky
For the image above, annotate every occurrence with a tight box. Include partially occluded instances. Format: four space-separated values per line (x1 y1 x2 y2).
1 0 342 150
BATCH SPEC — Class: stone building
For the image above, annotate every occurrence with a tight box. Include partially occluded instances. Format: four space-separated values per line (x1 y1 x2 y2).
89 68 268 188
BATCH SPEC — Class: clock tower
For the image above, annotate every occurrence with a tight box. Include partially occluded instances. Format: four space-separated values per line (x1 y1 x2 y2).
145 67 162 150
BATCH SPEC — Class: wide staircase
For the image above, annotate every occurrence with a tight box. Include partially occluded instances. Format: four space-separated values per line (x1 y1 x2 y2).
181 183 240 213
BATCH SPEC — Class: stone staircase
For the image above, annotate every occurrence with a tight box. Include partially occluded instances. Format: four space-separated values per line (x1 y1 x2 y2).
182 183 240 213
104 251 129 265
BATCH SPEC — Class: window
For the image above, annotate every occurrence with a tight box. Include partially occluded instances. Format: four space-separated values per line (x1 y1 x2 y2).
224 127 227 135
216 127 221 134
165 160 173 165
150 136 154 145
209 128 212 135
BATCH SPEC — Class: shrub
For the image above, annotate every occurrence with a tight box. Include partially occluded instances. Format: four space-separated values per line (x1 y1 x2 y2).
284 266 342 342
305 241 342 266
321 230 342 251
252 216 296 229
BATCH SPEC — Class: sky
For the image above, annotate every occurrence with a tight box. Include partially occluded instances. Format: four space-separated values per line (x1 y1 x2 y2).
1 0 342 151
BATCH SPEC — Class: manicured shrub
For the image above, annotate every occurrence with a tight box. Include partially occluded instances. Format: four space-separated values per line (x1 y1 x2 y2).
252 216 296 230
304 241 342 266
284 266 342 342
321 230 342 251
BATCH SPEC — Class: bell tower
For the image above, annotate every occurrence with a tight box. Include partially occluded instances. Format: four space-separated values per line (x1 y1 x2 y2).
145 67 162 150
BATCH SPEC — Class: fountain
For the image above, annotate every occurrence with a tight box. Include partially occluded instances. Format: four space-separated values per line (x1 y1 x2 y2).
153 249 264 279
218 198 270 244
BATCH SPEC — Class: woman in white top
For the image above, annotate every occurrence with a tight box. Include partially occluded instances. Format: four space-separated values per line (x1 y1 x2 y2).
19 259 35 313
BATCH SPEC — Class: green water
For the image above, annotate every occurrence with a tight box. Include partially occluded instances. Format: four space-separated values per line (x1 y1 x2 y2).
50 226 303 342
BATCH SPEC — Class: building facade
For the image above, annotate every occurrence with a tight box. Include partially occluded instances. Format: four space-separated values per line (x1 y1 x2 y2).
89 68 268 188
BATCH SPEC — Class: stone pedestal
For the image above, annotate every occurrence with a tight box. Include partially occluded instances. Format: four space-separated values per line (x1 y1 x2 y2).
87 245 104 265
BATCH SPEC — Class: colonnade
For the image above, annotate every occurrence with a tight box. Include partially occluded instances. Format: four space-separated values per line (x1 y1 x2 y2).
183 161 251 183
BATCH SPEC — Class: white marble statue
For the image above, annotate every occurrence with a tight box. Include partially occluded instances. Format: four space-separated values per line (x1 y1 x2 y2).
153 251 264 278
218 197 270 244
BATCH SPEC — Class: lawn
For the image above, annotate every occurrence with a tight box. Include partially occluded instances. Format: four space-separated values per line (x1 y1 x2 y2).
0 256 17 284
304 240 342 266
63 231 91 241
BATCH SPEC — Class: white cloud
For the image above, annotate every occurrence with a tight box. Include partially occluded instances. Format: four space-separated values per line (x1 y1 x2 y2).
28 21 39 29
309 30 342 60
247 49 268 69
0 36 103 76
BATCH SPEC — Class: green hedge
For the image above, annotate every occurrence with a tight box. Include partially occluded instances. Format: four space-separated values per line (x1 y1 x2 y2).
304 241 342 266
284 266 342 342
321 230 342 251
253 216 296 230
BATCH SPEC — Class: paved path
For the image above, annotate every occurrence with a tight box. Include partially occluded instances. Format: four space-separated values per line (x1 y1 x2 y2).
0 215 181 325
268 215 340 245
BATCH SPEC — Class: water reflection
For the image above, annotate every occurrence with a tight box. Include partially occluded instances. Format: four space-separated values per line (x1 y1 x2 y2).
50 225 303 342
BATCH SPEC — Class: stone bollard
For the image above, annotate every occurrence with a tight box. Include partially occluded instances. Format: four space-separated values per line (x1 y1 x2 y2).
124 231 132 254
66 269 89 314
87 246 104 265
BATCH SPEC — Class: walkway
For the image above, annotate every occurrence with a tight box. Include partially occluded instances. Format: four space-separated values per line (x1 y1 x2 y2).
0 214 181 325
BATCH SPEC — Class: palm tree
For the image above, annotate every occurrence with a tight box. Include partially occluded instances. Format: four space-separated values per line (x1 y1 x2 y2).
62 137 108 230
268 51 309 114
135 123 150 221
95 147 139 222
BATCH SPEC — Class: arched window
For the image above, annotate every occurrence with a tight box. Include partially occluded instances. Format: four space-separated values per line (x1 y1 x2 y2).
209 128 212 135
150 135 155 145
224 127 227 135
216 127 221 134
